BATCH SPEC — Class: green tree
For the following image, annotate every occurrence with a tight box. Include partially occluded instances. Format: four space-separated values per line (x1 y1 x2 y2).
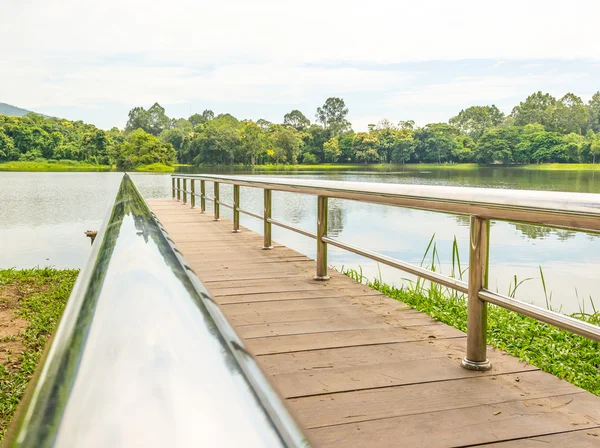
550 93 588 134
283 110 310 130
511 91 557 128
0 130 16 161
189 114 240 165
271 125 302 164
413 124 459 163
475 128 521 164
323 136 341 163
239 121 265 165
449 105 505 139
353 132 379 163
125 106 151 134
113 129 176 169
586 92 600 133
189 109 215 128
316 97 351 135
146 103 171 136
590 132 600 163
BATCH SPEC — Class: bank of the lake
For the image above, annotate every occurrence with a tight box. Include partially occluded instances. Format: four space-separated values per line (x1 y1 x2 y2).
344 270 600 396
0 268 78 441
0 161 174 172
4 161 600 173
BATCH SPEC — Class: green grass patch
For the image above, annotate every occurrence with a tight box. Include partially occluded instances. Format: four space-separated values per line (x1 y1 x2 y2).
513 163 600 171
135 162 175 172
0 160 111 172
0 268 78 441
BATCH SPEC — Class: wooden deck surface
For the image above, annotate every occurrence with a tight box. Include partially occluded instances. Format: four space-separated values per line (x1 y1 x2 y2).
148 198 600 448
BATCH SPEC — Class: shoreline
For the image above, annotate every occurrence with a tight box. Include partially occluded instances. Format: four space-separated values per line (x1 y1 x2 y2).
0 161 175 172
4 161 598 173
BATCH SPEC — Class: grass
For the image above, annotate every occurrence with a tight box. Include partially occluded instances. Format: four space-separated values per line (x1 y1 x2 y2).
0 160 111 172
342 236 600 396
514 163 600 171
0 268 78 441
134 162 175 172
0 161 176 172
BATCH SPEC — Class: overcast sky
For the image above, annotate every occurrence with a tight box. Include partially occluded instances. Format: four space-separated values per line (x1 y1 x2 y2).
1 0 599 131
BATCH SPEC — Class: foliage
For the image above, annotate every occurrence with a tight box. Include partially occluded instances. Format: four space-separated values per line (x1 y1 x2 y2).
0 268 79 441
112 129 176 170
315 97 351 136
4 90 600 169
449 105 505 139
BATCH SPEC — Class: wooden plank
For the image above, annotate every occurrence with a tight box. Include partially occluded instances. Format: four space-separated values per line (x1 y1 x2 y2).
287 370 582 429
261 340 537 398
478 429 600 447
246 325 465 355
308 393 600 448
214 290 383 305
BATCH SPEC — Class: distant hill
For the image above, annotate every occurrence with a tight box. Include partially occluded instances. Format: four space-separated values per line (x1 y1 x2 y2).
0 102 46 117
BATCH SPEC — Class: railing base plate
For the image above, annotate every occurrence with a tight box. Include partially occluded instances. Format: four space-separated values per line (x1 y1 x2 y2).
461 357 492 371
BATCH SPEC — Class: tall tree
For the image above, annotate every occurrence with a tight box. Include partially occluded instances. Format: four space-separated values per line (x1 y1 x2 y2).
587 92 600 132
189 109 215 127
511 91 557 128
316 97 350 135
323 136 341 163
271 125 302 164
146 103 171 136
449 105 505 139
283 110 310 130
240 121 265 165
352 132 379 163
125 107 151 134
549 93 588 134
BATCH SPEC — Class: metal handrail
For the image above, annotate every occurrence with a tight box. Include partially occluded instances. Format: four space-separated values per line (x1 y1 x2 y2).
171 174 600 372
5 174 309 447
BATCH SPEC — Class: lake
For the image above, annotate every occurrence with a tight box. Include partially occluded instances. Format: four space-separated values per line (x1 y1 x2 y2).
1 166 599 315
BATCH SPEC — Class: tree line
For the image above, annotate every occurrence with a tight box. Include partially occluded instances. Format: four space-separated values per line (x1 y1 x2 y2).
1 91 600 167
0 112 175 168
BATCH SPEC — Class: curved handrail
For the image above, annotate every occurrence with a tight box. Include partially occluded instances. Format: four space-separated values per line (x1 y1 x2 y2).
4 174 309 447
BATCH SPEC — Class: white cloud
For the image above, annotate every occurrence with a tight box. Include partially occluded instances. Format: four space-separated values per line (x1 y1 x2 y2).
1 0 599 127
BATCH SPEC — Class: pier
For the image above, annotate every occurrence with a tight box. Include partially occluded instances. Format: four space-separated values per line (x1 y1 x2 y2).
146 174 600 447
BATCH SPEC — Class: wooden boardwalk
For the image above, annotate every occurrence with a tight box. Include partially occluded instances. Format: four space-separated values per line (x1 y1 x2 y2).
148 198 600 448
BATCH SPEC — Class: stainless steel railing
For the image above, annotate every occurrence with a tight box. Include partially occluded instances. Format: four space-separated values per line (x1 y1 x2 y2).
172 173 600 371
5 174 309 448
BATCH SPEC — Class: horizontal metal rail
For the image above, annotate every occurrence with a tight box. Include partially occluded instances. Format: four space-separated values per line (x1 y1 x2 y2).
6 174 308 447
238 207 263 221
172 174 600 371
479 290 600 341
322 236 469 293
270 218 317 240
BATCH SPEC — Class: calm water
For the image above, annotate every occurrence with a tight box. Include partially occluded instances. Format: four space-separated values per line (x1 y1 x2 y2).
1 167 599 314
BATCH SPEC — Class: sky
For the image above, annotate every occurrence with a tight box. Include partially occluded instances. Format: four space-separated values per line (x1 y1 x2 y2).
1 0 599 131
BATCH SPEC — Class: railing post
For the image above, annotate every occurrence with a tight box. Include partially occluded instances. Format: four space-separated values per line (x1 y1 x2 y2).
263 189 273 249
462 216 492 371
177 178 181 201
314 196 330 280
200 180 206 213
182 178 187 204
190 179 196 208
172 177 175 199
213 182 220 220
233 184 241 233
